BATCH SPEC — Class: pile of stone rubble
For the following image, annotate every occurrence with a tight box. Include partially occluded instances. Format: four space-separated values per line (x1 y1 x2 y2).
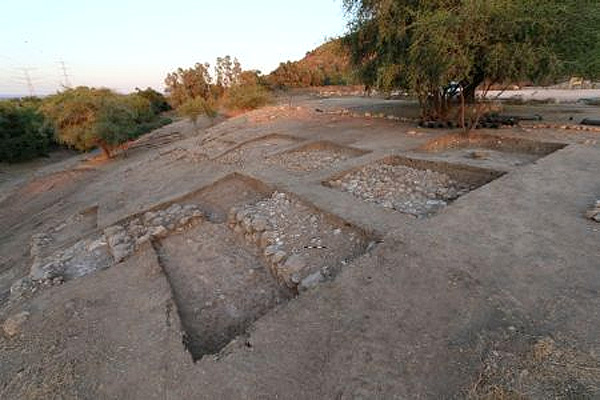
329 163 471 216
27 203 204 285
228 192 365 292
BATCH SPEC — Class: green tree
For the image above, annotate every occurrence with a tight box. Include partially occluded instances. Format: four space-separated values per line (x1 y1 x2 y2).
166 58 272 120
0 100 53 163
164 63 214 108
177 97 217 130
134 87 171 114
42 87 151 158
344 0 600 127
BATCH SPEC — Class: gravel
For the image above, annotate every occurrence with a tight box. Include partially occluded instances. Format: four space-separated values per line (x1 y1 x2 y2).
329 163 471 216
228 191 368 290
266 150 353 172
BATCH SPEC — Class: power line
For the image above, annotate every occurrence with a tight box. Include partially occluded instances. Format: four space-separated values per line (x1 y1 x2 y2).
58 60 71 88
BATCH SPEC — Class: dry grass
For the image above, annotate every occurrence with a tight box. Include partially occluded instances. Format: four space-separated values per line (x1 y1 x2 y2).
466 337 600 399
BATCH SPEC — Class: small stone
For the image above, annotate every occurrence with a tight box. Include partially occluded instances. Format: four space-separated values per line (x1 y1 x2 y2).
260 231 277 248
104 225 125 237
192 210 204 218
227 208 238 224
135 234 151 247
586 209 600 220
112 243 132 263
10 277 34 298
272 251 287 264
3 311 30 338
151 217 165 227
236 210 247 223
470 151 490 159
150 225 168 239
264 245 279 257
242 216 254 233
166 204 182 215
252 217 268 232
30 260 62 281
279 254 307 284
178 216 191 226
299 271 324 291
143 211 156 223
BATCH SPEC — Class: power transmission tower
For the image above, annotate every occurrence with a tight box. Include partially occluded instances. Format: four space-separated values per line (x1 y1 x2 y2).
21 67 35 96
58 60 72 88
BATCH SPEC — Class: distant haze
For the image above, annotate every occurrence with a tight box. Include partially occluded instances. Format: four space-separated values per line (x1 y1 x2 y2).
0 0 348 96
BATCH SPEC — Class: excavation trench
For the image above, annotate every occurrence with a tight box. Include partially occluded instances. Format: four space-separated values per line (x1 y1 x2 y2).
149 174 373 361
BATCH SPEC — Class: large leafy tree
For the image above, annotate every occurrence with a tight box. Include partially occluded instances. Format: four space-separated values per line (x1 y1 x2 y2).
42 87 154 158
344 0 600 124
164 63 214 108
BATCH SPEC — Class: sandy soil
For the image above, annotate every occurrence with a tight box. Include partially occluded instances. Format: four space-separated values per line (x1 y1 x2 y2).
1 95 600 398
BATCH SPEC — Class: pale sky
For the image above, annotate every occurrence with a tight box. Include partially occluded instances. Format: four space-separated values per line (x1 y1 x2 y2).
0 0 348 96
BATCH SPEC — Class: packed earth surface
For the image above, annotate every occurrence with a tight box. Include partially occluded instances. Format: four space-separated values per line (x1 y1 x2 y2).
1 92 600 399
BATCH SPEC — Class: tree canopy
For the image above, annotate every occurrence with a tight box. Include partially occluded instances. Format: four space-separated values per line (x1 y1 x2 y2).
41 87 171 158
344 0 600 120
0 99 53 163
165 56 272 120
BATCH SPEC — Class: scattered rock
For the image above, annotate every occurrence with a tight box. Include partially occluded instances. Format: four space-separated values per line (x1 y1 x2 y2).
272 251 287 265
328 163 470 216
10 277 34 298
150 225 168 239
299 271 324 292
586 200 600 222
2 311 30 338
266 149 354 172
470 151 490 160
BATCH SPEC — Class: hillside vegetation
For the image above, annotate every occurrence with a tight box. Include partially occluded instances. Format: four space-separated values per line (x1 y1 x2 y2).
268 39 358 88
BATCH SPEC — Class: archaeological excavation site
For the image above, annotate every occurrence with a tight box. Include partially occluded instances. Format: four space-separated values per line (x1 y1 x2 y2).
1 95 600 399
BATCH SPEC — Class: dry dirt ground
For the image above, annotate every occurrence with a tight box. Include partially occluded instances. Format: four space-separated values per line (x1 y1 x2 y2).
1 94 600 399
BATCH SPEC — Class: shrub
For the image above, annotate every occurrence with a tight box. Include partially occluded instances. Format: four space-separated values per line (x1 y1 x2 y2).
222 84 271 112
0 101 53 163
134 87 171 114
178 97 217 127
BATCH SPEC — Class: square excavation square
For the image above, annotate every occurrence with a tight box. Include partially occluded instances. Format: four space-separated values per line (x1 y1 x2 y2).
265 140 369 172
325 156 505 217
216 134 304 164
418 133 567 168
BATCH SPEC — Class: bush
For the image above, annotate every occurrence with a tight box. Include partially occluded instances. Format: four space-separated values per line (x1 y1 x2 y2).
178 97 217 126
134 87 171 114
222 84 271 112
0 101 53 163
42 87 171 158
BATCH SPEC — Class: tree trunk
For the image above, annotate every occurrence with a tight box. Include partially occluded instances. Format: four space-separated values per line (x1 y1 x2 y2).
98 142 112 159
461 68 486 104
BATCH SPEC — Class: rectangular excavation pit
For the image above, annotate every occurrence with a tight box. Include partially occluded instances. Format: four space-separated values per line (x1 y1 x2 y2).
150 176 374 361
215 133 304 164
265 140 370 172
418 133 567 168
325 156 505 217
175 173 273 223
153 223 292 361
